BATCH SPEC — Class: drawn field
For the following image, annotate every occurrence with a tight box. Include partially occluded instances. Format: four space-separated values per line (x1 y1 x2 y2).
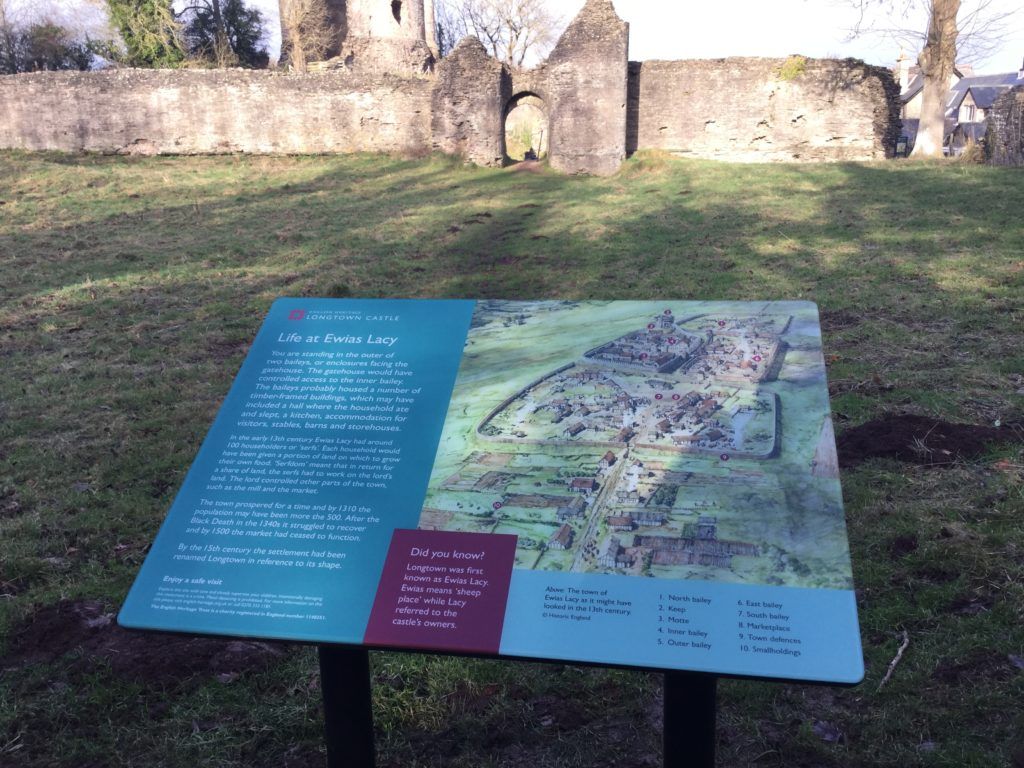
418 301 852 589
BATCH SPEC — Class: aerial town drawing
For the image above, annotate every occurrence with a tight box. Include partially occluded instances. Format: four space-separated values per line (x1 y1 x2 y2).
417 301 853 590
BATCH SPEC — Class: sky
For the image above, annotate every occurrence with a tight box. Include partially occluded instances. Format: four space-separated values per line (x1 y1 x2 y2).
535 0 1024 73
13 0 1024 74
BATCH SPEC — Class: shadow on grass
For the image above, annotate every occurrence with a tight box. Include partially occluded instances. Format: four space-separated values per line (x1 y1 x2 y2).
1 151 1023 768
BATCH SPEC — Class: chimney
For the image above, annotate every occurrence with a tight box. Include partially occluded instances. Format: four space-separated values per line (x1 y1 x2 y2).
896 49 913 92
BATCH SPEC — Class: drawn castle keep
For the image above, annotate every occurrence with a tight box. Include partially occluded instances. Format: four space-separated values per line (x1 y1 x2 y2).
0 0 902 174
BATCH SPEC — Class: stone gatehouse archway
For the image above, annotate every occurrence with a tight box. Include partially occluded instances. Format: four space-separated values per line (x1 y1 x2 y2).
503 92 549 162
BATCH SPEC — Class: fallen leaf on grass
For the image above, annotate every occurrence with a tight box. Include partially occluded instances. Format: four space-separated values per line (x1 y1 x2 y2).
1009 654 1024 670
84 613 114 629
812 720 843 743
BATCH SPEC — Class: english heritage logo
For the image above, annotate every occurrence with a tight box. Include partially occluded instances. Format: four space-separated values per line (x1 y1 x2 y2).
288 309 306 321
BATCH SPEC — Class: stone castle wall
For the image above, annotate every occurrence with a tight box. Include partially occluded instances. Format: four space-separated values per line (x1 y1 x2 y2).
987 85 1024 166
0 1 901 171
430 38 510 167
541 0 629 175
0 69 433 156
628 57 901 162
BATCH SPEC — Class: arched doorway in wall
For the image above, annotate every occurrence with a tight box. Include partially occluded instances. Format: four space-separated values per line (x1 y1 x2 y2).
504 92 549 162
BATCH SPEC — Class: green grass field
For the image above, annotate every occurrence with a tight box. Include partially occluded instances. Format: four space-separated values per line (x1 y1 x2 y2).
1 150 1022 767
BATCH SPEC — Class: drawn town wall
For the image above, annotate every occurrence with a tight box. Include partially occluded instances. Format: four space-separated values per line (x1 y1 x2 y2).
0 0 900 173
476 362 578 438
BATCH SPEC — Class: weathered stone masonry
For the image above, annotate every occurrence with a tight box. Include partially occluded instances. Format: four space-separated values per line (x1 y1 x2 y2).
539 0 629 175
0 68 433 156
0 0 899 173
628 57 901 162
987 85 1024 166
430 38 510 167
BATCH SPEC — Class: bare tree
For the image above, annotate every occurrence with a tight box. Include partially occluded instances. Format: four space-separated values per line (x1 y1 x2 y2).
849 0 1016 157
438 0 560 68
278 0 332 71
1 0 106 72
0 0 21 73
434 0 466 57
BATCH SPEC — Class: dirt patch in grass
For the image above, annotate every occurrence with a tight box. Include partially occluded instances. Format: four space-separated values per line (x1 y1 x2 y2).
819 308 863 332
2 599 287 687
947 590 995 616
0 487 23 519
837 414 1020 467
206 338 251 362
932 648 1017 684
911 560 960 583
889 533 919 558
531 694 592 731
507 160 546 174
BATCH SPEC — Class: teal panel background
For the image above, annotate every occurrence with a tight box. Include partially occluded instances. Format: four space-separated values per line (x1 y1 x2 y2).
499 570 863 683
119 298 475 643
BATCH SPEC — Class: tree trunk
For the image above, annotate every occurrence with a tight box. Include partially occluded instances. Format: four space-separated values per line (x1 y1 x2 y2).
278 0 291 66
912 0 959 158
291 29 307 71
210 0 231 64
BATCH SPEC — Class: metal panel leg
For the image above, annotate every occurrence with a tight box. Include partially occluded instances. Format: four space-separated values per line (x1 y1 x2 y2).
319 645 376 768
663 672 717 768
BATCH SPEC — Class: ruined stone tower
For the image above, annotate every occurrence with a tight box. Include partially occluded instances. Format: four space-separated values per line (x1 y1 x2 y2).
281 0 438 73
341 0 438 72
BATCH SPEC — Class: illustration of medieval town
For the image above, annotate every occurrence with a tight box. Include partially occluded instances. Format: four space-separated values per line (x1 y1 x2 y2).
417 301 853 590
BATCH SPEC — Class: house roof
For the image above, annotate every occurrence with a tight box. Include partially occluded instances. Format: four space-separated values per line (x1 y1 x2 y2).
901 74 923 102
945 72 1024 114
966 85 1014 109
901 65 969 102
550 524 573 546
899 66 1022 104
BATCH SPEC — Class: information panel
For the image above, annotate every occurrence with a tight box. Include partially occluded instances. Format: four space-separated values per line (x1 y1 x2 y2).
121 299 864 684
